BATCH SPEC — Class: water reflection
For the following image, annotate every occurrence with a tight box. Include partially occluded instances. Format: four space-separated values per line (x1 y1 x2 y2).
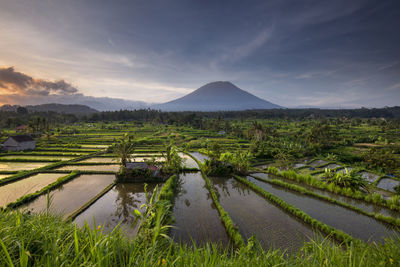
247 175 399 243
171 172 230 246
210 176 316 253
252 172 400 218
75 183 160 238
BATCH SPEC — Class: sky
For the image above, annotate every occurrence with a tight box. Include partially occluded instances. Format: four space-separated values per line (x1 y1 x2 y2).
0 0 400 108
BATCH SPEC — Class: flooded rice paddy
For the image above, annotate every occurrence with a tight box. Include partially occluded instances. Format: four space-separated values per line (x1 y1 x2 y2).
252 172 400 219
324 164 342 170
361 171 380 183
0 162 53 171
21 174 115 218
0 173 64 208
179 153 198 168
79 157 119 163
55 164 120 172
210 176 315 252
309 160 328 167
377 179 400 193
171 172 230 246
293 163 306 168
75 183 160 238
247 175 398 242
80 145 108 149
79 157 163 164
0 155 74 161
190 152 209 163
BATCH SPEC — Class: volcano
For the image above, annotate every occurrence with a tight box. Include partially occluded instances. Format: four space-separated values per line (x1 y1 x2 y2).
152 81 282 111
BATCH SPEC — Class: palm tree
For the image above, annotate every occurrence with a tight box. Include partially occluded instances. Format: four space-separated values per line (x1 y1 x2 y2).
114 135 135 167
162 143 182 173
251 121 264 141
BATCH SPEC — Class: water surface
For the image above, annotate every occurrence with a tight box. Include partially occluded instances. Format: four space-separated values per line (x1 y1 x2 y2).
210 176 315 252
75 183 160 238
247 175 398 242
55 165 120 172
179 153 198 168
0 155 74 161
21 174 115 218
324 164 341 170
251 172 400 219
0 173 64 208
361 172 380 183
377 179 400 193
309 160 328 167
79 157 119 163
171 172 230 246
0 162 53 171
190 152 209 163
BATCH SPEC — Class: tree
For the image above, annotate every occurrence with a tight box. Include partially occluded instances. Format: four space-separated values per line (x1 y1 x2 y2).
162 144 183 174
207 141 222 161
16 106 28 115
114 134 135 167
363 147 400 175
250 121 264 141
306 122 335 150
274 152 294 170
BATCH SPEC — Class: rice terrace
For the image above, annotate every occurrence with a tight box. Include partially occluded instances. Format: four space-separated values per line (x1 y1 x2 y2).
0 108 399 266
1 0 400 266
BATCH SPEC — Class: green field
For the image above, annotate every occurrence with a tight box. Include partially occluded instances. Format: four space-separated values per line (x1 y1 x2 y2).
1 115 400 266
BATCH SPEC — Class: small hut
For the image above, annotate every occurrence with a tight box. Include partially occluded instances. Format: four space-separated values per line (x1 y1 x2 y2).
2 135 36 151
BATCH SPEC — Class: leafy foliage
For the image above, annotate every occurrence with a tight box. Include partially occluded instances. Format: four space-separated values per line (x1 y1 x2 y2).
325 169 369 192
363 147 400 175
113 134 135 167
161 144 183 174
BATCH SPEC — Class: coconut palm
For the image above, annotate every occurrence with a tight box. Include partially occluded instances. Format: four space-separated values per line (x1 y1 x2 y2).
162 143 182 174
114 134 135 167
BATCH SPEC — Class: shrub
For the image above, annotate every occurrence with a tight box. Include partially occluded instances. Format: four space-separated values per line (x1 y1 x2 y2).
326 169 369 192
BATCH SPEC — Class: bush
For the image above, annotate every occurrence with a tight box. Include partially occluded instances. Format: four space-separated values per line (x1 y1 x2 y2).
326 169 369 192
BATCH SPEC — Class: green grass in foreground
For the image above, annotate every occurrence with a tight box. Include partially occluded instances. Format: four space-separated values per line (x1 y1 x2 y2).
0 210 400 266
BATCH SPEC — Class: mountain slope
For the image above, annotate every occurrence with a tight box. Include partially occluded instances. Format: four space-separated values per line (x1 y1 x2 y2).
152 81 282 111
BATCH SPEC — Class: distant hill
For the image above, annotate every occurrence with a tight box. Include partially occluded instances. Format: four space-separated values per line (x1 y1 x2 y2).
0 94 149 112
0 103 98 115
73 96 148 111
152 81 282 111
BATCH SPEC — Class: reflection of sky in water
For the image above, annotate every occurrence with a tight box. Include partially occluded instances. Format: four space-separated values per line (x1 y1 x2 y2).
0 162 52 171
171 172 230 246
21 175 115 217
74 183 160 238
247 176 399 243
210 176 314 253
377 179 400 192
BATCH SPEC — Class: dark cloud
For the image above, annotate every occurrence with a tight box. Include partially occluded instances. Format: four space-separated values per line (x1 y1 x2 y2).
0 67 78 96
1 0 400 107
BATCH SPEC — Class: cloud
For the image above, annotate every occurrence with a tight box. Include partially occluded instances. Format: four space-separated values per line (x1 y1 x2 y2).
212 28 273 67
388 82 400 91
0 67 78 96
